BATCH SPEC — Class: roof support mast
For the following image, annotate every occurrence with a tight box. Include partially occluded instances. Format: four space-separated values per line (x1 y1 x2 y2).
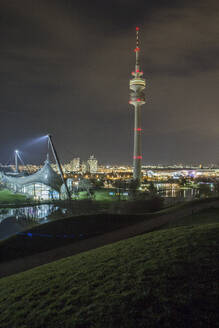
47 134 71 200
15 150 19 173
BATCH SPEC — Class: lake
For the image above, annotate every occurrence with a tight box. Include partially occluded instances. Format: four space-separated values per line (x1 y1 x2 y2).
0 204 69 240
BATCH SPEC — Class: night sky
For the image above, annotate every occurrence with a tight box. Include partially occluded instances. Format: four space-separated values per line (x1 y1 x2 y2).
0 0 219 165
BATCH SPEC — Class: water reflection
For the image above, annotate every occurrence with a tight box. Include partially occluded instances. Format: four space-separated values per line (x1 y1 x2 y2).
156 185 199 199
0 204 68 240
160 188 199 199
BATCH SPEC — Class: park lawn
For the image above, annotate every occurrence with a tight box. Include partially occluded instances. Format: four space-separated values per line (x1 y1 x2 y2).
0 189 27 204
77 191 89 200
76 190 127 201
0 223 218 328
94 190 115 201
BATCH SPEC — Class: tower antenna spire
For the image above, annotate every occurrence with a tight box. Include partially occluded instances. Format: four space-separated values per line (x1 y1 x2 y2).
136 26 139 47
135 26 140 71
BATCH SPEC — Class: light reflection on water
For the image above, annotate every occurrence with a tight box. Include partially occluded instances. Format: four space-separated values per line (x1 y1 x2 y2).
158 188 199 198
0 204 68 241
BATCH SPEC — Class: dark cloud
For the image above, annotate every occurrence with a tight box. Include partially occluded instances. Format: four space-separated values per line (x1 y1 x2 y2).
0 0 218 165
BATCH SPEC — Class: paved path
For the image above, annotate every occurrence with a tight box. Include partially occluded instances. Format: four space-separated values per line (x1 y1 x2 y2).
1 200 219 279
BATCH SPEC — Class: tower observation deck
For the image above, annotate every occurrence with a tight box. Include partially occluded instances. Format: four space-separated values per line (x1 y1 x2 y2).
129 27 146 184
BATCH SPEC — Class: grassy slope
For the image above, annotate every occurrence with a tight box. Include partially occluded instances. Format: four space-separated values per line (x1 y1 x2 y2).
0 189 27 204
160 207 219 229
0 223 219 328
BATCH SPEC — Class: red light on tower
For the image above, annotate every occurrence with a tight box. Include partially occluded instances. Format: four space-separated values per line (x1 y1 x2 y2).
137 98 141 102
134 47 140 52
133 156 142 159
136 128 142 131
136 27 139 31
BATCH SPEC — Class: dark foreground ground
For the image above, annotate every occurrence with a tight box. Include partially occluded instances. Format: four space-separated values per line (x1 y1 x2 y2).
0 223 218 328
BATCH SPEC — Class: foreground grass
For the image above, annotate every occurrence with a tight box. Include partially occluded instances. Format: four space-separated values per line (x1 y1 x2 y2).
0 189 27 204
0 223 219 328
160 207 219 229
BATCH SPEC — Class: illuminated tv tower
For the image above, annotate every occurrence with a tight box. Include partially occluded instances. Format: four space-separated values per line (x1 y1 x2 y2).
129 27 146 184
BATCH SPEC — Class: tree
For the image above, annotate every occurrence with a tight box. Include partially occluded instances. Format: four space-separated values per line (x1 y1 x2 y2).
178 177 187 187
78 179 94 197
198 183 212 198
148 182 157 196
213 181 219 195
90 178 104 189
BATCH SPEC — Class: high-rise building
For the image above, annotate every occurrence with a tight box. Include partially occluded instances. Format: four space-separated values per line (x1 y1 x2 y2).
81 161 88 174
87 155 98 173
129 27 146 184
72 157 80 172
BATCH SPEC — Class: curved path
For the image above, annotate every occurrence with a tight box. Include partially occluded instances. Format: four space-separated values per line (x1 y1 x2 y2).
1 199 219 279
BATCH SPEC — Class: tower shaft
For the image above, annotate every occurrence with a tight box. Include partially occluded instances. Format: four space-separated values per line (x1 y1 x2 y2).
133 104 142 180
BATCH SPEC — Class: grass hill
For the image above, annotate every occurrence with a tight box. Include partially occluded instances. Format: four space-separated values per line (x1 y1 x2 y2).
0 189 27 205
160 206 219 229
0 223 219 328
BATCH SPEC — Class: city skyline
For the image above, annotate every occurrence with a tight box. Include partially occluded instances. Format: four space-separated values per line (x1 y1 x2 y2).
0 0 219 165
2 145 219 168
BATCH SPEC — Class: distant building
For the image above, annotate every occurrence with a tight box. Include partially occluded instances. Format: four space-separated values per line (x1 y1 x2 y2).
63 158 80 173
72 157 80 172
87 155 98 173
0 157 62 200
0 165 13 174
81 161 88 174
